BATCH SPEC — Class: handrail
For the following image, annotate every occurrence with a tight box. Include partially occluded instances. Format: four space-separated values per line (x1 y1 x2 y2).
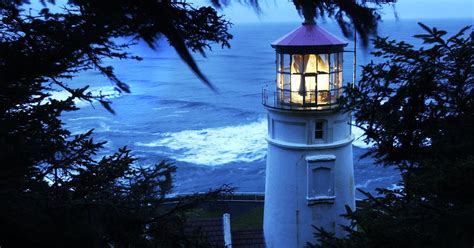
262 85 342 111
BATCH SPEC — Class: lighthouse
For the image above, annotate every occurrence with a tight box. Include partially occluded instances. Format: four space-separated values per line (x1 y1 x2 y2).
262 21 355 247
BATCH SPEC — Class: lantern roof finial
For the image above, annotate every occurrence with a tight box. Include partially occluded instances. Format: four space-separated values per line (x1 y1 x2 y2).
302 17 315 25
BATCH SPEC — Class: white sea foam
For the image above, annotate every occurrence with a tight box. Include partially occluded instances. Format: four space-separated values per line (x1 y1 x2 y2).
135 120 268 166
355 175 395 189
352 123 375 148
47 86 121 107
136 119 374 165
387 183 404 191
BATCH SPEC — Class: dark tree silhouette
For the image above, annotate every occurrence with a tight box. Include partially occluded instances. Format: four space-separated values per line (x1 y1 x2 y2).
0 1 233 247
0 0 399 246
308 24 474 248
212 0 396 46
291 0 397 46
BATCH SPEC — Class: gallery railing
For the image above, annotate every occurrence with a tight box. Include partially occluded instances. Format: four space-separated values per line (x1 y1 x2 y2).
262 85 343 111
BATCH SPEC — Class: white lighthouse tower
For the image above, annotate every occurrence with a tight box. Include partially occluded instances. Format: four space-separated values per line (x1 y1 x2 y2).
262 22 355 247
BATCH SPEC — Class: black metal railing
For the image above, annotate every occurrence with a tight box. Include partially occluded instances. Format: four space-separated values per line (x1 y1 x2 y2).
262 85 343 111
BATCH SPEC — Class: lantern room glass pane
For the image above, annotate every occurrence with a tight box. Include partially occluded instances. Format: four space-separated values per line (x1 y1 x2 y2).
304 54 317 73
317 74 330 91
277 72 284 89
290 75 302 92
330 53 340 72
329 53 334 72
276 53 281 72
317 75 330 104
305 76 316 92
284 74 291 90
282 54 291 73
330 73 335 90
337 71 343 88
330 73 338 104
317 54 329 73
305 76 317 104
331 72 340 90
338 53 343 71
291 54 304 74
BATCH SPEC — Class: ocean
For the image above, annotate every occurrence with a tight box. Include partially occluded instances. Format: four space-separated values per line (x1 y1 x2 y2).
59 18 472 198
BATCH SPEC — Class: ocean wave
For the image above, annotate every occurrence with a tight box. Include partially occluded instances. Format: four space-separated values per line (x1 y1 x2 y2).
67 121 111 135
47 86 121 107
135 120 267 166
154 99 254 114
352 123 375 148
387 183 404 191
67 116 110 121
135 119 372 165
355 175 397 189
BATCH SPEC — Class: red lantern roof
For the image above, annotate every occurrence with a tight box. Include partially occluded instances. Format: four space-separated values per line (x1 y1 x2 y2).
271 24 347 53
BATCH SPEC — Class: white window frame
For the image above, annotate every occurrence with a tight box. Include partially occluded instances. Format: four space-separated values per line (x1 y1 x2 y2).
313 120 327 143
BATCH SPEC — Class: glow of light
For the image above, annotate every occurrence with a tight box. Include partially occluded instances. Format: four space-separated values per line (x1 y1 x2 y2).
289 54 331 104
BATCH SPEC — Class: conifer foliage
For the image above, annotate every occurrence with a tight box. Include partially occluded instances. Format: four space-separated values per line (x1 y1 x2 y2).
310 24 474 247
292 0 397 46
0 1 232 247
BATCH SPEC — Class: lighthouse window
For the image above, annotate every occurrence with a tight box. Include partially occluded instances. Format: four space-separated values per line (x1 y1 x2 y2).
315 121 324 140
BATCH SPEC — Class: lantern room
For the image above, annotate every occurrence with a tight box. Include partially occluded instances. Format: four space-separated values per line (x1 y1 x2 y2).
263 24 348 110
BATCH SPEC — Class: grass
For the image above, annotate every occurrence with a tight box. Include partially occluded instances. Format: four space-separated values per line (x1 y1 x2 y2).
231 206 264 231
186 207 223 219
182 200 265 231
